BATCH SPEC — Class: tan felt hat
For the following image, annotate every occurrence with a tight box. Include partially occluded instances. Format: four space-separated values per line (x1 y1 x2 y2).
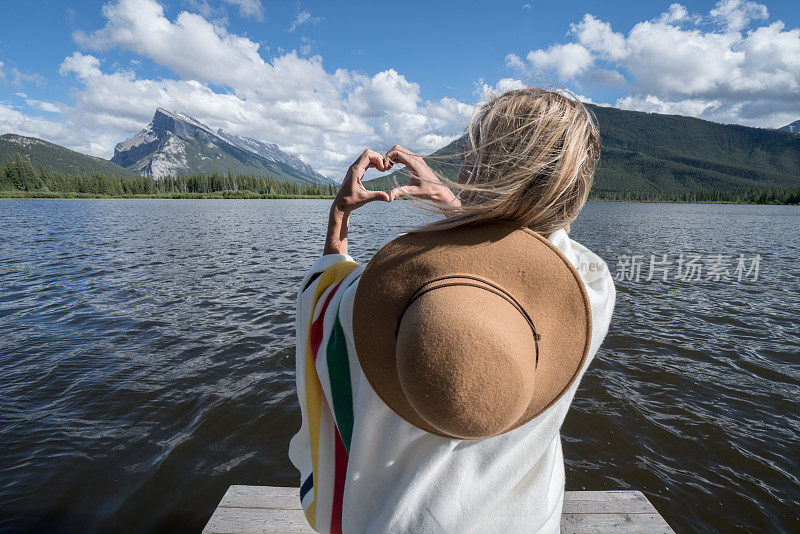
353 222 592 440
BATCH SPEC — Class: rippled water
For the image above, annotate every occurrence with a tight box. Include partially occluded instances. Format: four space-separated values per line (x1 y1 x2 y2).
0 199 798 533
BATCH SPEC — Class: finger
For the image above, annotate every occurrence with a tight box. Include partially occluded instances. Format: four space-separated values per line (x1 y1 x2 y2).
389 144 409 154
353 149 388 176
385 145 422 172
364 189 391 203
390 185 420 200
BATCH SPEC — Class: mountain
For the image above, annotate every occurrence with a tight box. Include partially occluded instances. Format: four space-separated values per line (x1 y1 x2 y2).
779 120 800 134
0 134 133 177
214 129 323 180
367 105 800 197
111 108 332 184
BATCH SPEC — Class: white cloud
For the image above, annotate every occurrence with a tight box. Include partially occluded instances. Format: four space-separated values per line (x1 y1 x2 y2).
73 0 271 91
571 93 611 107
524 43 594 81
504 53 526 71
0 62 46 87
710 0 768 31
0 0 477 178
59 52 102 79
586 68 627 87
222 0 264 21
0 104 83 148
658 3 689 24
289 11 310 32
346 69 420 117
476 77 528 100
26 99 61 113
616 95 721 117
571 14 628 60
622 21 743 97
288 9 320 33
510 1 800 128
477 78 609 107
299 36 313 56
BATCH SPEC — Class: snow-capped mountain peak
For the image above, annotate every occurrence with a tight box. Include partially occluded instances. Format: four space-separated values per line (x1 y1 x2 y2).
779 119 800 134
111 109 332 184
216 129 322 179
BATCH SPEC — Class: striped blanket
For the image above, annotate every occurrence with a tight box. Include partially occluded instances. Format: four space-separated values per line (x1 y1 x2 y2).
292 256 364 532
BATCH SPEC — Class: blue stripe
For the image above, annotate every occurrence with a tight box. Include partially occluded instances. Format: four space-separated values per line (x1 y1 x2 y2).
299 473 313 501
302 272 321 293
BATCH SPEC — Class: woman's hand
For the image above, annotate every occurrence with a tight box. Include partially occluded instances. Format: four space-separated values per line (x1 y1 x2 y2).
325 149 392 255
385 145 460 206
332 149 392 214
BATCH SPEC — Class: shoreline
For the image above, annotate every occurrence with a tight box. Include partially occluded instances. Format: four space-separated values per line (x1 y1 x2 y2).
0 191 336 200
1 191 799 205
584 197 800 205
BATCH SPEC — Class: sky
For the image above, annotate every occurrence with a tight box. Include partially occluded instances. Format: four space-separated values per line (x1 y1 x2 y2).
0 0 799 178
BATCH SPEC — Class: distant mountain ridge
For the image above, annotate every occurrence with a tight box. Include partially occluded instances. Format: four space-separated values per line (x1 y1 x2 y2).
367 105 800 197
111 108 332 184
0 134 134 177
780 120 800 134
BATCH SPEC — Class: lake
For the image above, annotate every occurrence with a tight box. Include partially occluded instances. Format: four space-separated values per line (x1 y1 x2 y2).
0 199 798 533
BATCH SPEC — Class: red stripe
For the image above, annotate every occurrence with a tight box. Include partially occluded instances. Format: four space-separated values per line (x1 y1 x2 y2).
330 427 348 533
309 280 344 360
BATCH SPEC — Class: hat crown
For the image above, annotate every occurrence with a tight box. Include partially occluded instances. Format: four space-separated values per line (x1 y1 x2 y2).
353 222 592 440
395 282 538 439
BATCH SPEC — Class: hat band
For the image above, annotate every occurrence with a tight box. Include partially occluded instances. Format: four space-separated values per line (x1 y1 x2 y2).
394 275 541 368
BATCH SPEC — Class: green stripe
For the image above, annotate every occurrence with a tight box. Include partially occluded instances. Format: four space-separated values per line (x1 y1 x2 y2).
326 274 361 453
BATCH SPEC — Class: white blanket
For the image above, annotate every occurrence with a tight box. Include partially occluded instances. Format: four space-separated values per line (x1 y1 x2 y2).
289 228 616 533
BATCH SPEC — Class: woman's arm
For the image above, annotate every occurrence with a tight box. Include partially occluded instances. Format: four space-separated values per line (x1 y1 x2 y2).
323 206 351 256
324 149 393 255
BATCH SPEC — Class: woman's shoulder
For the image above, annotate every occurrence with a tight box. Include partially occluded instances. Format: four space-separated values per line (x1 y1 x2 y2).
547 228 616 321
548 229 612 286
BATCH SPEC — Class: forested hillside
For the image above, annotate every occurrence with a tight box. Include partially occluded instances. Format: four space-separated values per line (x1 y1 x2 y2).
0 134 134 177
0 153 336 198
590 105 800 195
367 105 800 202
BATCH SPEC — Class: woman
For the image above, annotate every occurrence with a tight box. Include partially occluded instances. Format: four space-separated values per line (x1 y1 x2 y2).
289 88 616 533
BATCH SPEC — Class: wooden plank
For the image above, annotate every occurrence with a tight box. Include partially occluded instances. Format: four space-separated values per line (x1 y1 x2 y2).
204 506 313 534
203 486 674 534
219 485 301 510
564 490 649 502
560 513 675 534
562 491 658 514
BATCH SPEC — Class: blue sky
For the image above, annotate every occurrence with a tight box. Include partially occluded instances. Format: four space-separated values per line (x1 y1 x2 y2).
1 0 798 176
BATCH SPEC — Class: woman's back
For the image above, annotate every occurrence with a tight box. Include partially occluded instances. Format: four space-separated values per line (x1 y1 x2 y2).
289 87 615 533
289 228 615 533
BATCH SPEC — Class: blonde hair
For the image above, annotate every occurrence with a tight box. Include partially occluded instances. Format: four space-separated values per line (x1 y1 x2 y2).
411 87 600 235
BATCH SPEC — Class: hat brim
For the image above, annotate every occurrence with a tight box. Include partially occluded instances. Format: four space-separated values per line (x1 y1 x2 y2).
353 222 592 439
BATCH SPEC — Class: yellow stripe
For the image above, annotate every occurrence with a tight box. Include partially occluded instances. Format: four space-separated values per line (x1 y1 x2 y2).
304 261 358 528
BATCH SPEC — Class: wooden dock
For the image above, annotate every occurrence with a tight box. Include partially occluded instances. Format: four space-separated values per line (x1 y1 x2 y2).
203 485 674 533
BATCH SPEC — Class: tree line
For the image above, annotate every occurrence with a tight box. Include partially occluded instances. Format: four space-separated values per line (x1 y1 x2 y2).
589 188 800 205
2 152 799 204
0 153 337 198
